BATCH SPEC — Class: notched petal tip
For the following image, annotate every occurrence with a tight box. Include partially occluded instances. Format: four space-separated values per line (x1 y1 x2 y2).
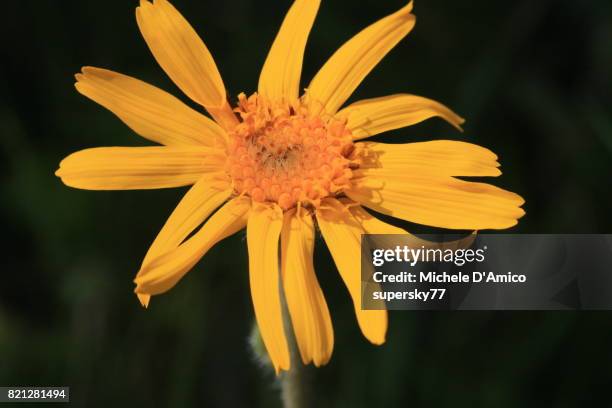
55 153 77 181
490 194 526 229
135 292 151 308
73 67 97 89
73 67 109 90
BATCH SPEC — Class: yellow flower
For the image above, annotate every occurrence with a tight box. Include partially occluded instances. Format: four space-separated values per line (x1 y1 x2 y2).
56 0 524 373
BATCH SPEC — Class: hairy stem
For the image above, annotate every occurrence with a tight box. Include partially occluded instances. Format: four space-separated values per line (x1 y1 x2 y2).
279 288 311 408
249 271 313 407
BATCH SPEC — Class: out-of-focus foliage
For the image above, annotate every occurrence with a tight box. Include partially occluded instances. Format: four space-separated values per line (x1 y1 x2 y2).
1 0 611 406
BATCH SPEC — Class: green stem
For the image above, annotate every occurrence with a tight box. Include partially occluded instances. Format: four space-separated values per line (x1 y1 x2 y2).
249 272 312 407
279 289 310 408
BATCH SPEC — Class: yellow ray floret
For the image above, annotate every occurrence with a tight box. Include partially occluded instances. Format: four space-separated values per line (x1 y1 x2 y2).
135 197 250 295
259 0 320 104
338 93 465 138
75 67 227 146
281 209 334 366
306 2 416 115
56 146 226 190
317 198 388 345
247 205 290 374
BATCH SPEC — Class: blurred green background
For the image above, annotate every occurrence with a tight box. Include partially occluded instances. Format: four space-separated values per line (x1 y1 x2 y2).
1 0 612 406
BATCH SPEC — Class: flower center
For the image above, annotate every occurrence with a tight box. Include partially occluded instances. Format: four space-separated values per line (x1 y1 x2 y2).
225 93 355 210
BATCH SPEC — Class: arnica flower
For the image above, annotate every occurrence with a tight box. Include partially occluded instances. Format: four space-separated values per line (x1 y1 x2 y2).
56 0 525 373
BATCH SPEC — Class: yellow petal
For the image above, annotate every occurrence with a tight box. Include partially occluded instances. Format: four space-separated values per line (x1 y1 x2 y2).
338 94 465 139
141 176 232 264
136 0 237 128
56 146 225 190
346 200 476 248
135 175 232 305
137 293 151 308
258 0 320 104
75 67 226 146
281 209 333 366
135 197 251 294
355 140 501 177
339 198 476 250
247 204 290 374
316 198 387 345
305 2 415 115
347 172 525 230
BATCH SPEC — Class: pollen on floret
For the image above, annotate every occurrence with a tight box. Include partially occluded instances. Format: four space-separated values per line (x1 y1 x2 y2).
225 93 355 210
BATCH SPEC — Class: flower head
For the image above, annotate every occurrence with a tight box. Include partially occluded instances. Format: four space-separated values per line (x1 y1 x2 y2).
228 93 355 209
56 0 524 373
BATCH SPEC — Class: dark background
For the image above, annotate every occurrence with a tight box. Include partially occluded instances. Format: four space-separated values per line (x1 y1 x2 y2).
1 0 611 406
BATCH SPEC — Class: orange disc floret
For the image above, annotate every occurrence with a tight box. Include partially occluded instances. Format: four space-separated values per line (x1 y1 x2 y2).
225 93 355 209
